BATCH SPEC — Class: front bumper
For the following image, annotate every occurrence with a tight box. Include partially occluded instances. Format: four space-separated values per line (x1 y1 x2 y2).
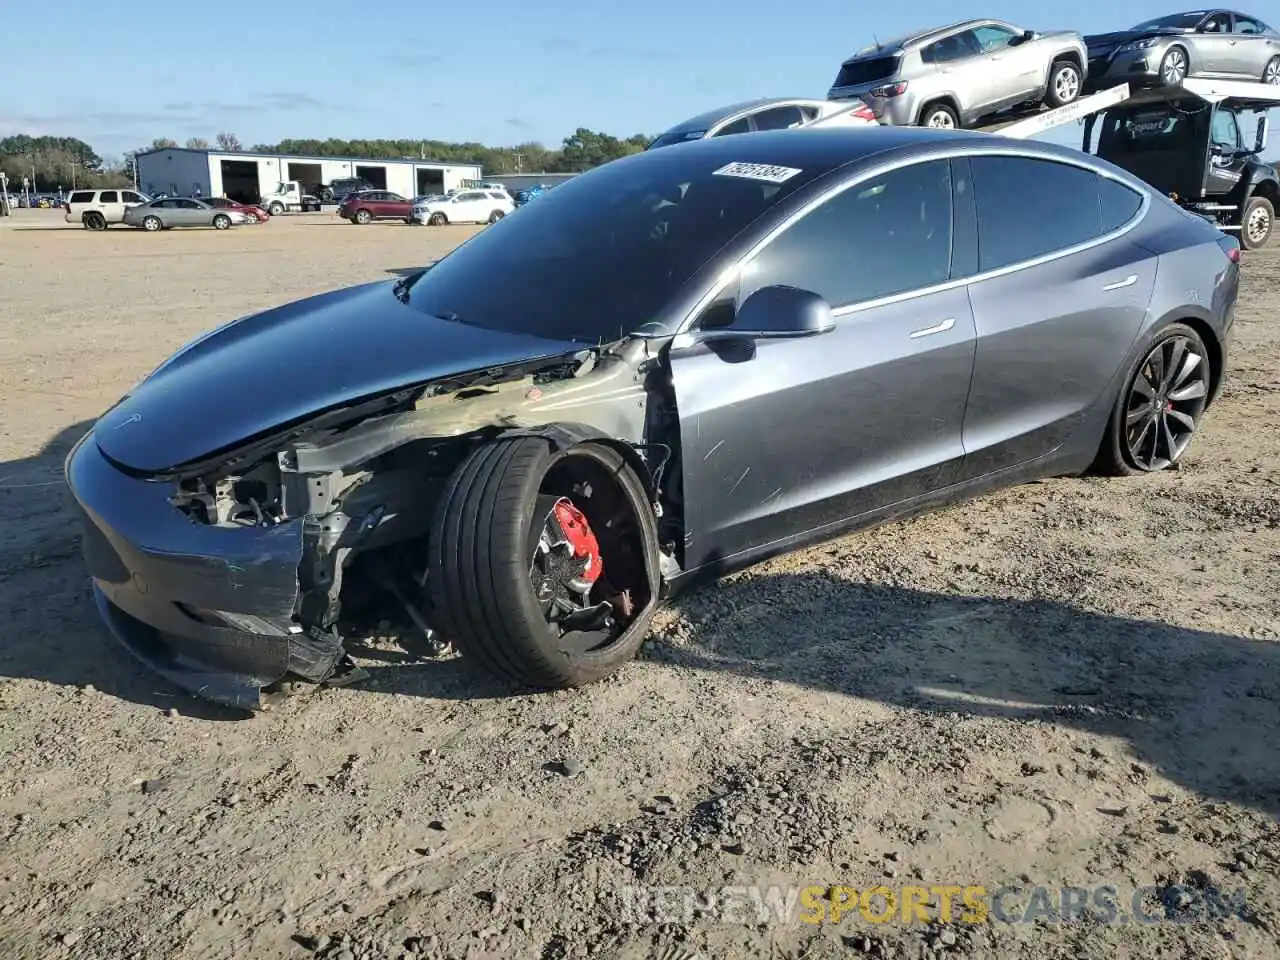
65 430 327 709
1086 49 1164 89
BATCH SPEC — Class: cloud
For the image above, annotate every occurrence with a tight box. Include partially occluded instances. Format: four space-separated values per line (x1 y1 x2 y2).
504 117 532 129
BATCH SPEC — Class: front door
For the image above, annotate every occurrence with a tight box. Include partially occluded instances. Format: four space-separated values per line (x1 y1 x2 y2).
1206 107 1248 196
668 158 978 572
974 24 1038 104
1193 12 1235 74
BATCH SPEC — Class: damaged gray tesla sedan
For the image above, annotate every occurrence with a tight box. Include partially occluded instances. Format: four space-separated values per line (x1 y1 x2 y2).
66 127 1240 709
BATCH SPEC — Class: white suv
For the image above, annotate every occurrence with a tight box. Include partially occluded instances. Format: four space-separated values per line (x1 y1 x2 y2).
65 188 150 230
412 189 515 226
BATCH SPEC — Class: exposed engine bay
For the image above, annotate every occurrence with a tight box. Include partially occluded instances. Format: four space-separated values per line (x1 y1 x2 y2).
165 337 686 689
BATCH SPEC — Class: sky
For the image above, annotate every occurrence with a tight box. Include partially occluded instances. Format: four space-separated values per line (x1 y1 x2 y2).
0 0 1270 161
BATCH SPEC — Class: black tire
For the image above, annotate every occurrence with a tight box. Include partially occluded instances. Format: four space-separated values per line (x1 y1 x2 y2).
268 202 285 216
427 435 659 689
354 208 372 224
918 101 959 129
428 212 447 226
320 188 334 203
1262 55 1280 86
1159 46 1188 86
487 209 505 224
1094 322 1212 476
212 214 231 230
1045 59 1082 108
141 215 162 232
82 211 106 231
1240 194 1274 250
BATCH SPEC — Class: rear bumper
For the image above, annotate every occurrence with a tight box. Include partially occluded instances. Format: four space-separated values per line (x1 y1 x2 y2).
64 430 331 709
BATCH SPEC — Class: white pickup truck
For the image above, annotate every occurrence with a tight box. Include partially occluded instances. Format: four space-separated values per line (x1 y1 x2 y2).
260 181 323 216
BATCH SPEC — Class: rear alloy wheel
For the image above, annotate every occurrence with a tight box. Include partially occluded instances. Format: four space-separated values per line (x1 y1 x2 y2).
428 212 447 226
1045 60 1082 108
1240 195 1274 250
354 208 372 224
1097 323 1211 475
212 214 231 230
428 434 659 689
83 211 106 231
920 102 958 129
141 215 162 232
1263 56 1280 85
488 209 505 224
1160 46 1188 86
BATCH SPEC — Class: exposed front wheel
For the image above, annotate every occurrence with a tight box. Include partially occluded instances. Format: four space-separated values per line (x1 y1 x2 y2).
1240 195 1274 250
268 202 285 216
427 435 659 689
1045 60 1082 108
141 215 162 232
428 212 447 226
1159 46 1188 86
212 214 231 230
1095 323 1211 475
487 209 505 224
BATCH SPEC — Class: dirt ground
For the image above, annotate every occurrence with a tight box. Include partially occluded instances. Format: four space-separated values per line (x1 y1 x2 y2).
1 208 1278 960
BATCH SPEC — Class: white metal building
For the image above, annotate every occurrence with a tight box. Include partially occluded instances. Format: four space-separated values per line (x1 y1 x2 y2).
134 148 484 204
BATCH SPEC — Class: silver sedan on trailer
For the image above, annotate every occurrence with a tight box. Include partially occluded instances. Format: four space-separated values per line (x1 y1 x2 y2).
646 97 878 149
123 197 250 231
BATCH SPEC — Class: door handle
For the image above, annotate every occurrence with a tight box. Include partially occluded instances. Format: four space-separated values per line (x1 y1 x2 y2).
909 317 956 339
1102 274 1138 291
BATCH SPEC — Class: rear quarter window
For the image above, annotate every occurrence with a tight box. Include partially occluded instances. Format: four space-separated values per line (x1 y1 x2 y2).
969 156 1105 272
1099 177 1144 232
69 191 94 204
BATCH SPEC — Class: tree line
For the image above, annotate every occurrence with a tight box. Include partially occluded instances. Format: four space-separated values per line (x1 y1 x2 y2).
1 127 653 192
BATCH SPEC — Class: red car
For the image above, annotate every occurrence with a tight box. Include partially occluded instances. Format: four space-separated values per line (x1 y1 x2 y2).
203 196 270 223
338 190 413 224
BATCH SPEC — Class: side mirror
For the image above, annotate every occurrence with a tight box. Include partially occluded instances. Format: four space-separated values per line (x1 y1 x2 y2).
1257 115 1270 153
706 285 835 341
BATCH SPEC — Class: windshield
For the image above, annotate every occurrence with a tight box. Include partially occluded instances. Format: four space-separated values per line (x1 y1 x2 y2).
1131 12 1203 30
402 149 827 342
647 129 708 150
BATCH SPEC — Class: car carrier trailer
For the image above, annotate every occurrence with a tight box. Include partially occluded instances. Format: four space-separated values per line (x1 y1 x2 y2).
952 79 1279 249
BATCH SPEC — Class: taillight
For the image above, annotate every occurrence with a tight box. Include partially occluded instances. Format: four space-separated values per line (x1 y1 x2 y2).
869 82 908 98
850 103 877 121
1217 234 1240 263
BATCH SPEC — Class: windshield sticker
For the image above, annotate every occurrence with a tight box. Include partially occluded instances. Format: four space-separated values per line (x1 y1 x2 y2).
713 162 803 184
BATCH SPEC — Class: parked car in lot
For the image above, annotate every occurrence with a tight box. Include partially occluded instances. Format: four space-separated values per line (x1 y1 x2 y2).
123 197 250 231
828 18 1088 128
64 188 150 230
338 190 414 224
1085 10 1280 89
513 185 548 206
65 127 1241 709
202 195 271 223
647 97 878 149
261 181 323 215
412 188 515 225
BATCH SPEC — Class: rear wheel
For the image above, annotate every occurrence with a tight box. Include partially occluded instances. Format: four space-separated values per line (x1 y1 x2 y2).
141 215 162 232
354 208 372 224
1045 59 1082 108
82 211 106 231
919 102 958 129
1240 194 1274 250
212 214 231 230
1095 323 1211 475
1262 56 1280 85
427 435 659 689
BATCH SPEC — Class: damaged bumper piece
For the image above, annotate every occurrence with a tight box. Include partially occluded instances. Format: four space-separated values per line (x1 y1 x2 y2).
66 432 346 709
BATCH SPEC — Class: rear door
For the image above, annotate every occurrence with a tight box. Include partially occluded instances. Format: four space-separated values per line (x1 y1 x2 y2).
668 158 978 569
956 154 1157 477
1227 13 1276 76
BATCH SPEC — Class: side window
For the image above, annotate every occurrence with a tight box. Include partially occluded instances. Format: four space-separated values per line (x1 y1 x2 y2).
1099 177 1143 232
751 106 806 131
923 32 975 64
1210 109 1240 149
713 117 752 137
98 191 119 203
388 193 407 202
972 24 1018 52
740 159 954 308
122 191 144 203
1200 12 1228 32
177 199 202 209
970 156 1103 271
1233 15 1262 33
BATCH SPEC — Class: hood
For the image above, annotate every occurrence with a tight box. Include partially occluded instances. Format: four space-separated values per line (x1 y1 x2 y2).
93 280 583 473
1086 27 1188 46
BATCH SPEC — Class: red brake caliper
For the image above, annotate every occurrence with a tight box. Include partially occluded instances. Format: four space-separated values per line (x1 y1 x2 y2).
552 498 603 587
